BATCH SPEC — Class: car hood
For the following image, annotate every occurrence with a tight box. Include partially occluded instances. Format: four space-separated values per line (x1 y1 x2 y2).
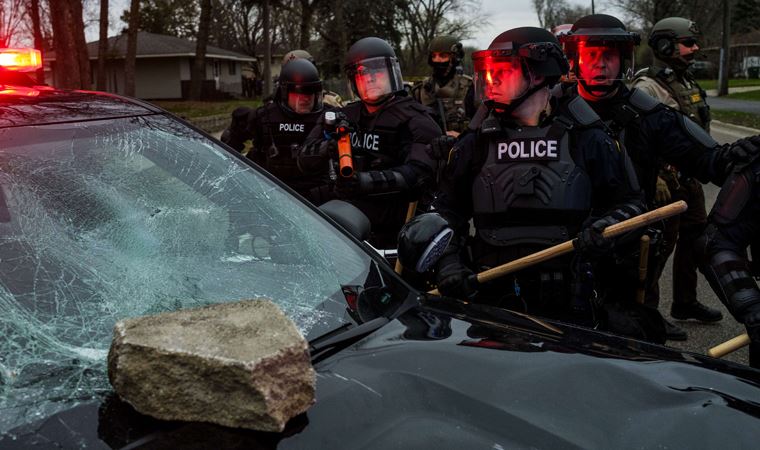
4 299 760 449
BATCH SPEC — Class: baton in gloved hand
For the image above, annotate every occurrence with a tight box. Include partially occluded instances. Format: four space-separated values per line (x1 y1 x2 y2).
425 201 688 296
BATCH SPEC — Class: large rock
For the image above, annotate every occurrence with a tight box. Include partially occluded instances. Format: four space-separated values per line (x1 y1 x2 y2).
107 299 315 432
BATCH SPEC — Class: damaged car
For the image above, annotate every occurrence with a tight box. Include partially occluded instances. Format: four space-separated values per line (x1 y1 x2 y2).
1 50 760 449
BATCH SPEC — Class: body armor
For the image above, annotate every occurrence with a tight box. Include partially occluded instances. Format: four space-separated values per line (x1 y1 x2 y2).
413 74 473 132
636 65 711 131
250 102 324 194
471 114 593 249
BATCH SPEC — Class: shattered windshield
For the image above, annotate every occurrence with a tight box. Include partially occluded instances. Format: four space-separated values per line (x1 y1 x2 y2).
0 114 375 433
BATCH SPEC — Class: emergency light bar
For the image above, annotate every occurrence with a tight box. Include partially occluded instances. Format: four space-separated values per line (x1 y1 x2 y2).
0 48 42 72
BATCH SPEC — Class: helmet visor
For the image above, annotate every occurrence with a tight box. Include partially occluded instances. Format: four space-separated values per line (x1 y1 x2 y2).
281 80 323 114
472 52 531 106
574 39 636 85
346 56 404 103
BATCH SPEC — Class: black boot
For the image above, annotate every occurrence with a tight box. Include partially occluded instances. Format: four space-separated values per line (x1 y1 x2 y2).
671 301 724 323
664 319 688 341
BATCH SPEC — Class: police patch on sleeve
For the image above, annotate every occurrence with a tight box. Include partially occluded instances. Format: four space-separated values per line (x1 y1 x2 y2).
496 138 560 162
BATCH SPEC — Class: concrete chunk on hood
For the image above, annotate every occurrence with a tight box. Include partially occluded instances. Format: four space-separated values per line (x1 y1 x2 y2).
107 298 315 432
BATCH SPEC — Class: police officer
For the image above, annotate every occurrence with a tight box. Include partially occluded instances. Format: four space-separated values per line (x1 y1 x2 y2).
411 35 474 136
696 158 760 368
298 37 442 249
221 58 329 200
561 14 760 339
281 50 344 108
630 17 715 332
433 27 646 335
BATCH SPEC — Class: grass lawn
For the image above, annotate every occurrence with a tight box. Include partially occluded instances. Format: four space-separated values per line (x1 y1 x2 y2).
726 90 760 101
712 110 760 130
149 99 262 118
697 78 760 91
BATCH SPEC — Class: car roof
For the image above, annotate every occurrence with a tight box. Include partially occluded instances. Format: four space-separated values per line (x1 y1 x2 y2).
0 68 162 128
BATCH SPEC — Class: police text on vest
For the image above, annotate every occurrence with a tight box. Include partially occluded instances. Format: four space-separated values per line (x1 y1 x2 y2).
496 139 559 162
279 123 305 132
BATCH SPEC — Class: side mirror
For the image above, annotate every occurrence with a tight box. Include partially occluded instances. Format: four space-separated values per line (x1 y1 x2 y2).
319 200 371 241
397 213 453 272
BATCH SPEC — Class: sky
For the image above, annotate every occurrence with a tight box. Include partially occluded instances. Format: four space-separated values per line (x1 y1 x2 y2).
89 0 621 49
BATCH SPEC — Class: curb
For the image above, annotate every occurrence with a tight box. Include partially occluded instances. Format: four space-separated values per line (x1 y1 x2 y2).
711 119 760 136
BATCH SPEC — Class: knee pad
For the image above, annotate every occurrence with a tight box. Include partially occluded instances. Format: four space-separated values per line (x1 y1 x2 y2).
702 249 760 321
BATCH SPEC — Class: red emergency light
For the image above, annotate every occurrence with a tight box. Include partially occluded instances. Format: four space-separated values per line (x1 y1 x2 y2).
0 48 42 72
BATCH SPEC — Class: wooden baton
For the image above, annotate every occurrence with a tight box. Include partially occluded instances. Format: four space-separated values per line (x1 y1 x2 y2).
428 201 688 296
708 333 751 358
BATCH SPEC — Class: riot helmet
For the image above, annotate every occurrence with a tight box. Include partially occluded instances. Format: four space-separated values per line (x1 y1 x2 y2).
472 27 569 113
344 37 405 106
428 35 464 81
562 14 640 97
276 58 323 114
282 49 315 65
649 17 702 70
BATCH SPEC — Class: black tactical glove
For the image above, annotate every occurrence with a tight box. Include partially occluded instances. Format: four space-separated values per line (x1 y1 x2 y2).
429 135 458 161
575 216 617 256
731 136 760 162
318 138 339 160
436 253 479 300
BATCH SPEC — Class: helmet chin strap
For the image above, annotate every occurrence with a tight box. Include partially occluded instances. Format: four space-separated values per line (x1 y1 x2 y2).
490 82 549 116
578 78 620 97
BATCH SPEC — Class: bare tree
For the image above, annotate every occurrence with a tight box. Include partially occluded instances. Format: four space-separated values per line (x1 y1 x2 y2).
124 0 140 96
189 0 212 100
533 0 590 29
96 0 108 90
29 0 45 83
262 0 272 97
0 0 27 47
49 0 90 89
398 0 486 75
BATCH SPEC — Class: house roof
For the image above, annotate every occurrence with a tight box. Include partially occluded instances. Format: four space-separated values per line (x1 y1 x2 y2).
48 31 256 62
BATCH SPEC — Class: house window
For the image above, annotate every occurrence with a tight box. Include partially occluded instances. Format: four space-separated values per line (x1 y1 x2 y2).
213 61 221 77
229 61 236 76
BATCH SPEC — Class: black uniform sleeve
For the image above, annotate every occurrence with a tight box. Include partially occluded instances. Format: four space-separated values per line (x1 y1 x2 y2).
432 133 478 235
244 106 267 167
220 107 253 152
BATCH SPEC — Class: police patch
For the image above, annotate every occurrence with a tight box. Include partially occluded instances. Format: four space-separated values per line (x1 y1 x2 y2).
496 138 560 162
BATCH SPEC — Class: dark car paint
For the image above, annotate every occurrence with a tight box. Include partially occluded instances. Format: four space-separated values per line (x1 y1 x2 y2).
3 90 760 448
3 298 760 449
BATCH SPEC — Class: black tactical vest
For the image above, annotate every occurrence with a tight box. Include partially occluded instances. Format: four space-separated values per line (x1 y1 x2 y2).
644 65 711 130
471 98 596 248
254 103 323 180
341 97 428 173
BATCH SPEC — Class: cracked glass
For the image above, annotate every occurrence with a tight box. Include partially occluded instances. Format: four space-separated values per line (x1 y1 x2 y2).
0 114 373 434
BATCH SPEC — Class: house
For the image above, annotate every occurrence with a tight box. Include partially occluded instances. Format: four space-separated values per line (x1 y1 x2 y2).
47 31 258 100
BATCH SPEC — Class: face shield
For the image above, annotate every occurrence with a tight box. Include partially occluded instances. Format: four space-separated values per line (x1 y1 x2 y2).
571 38 635 95
473 50 532 109
280 79 323 114
346 56 404 105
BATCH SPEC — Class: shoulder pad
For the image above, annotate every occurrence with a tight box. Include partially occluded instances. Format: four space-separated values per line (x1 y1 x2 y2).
628 88 661 113
565 96 601 127
679 113 718 148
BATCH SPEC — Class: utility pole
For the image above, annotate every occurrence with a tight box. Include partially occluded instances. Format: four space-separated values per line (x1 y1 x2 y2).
263 0 272 98
718 0 731 96
591 0 595 14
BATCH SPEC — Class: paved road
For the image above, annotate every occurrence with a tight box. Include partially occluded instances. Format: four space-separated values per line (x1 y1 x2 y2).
657 122 755 366
707 95 760 114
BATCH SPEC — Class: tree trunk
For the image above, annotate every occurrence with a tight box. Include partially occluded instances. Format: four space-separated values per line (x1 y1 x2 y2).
29 0 45 84
49 0 80 88
718 0 731 96
71 0 91 89
190 0 212 101
262 0 272 97
298 0 316 50
124 0 140 97
96 0 109 91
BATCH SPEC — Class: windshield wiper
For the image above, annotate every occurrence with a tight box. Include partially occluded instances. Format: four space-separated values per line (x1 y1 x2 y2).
309 316 389 362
